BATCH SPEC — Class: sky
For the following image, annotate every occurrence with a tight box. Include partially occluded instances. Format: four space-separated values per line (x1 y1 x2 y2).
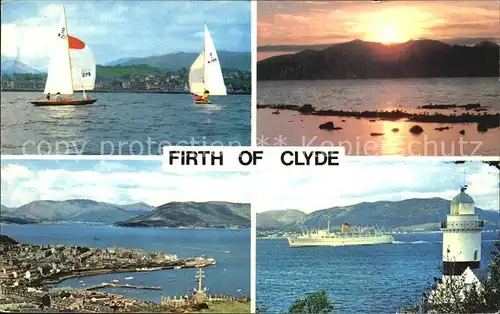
1 160 250 208
258 1 499 60
1 1 251 71
2 159 498 215
253 160 499 213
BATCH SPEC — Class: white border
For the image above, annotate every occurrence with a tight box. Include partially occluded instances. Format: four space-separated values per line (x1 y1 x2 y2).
251 0 257 150
250 0 258 310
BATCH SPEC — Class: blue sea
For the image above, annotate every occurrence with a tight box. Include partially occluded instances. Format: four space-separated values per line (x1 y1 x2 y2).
257 232 498 313
0 91 251 155
0 223 250 303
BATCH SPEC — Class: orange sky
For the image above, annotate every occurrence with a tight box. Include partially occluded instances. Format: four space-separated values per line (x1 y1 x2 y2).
258 1 499 58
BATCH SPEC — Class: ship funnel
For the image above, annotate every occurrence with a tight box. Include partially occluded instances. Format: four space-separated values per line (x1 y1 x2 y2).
341 223 351 233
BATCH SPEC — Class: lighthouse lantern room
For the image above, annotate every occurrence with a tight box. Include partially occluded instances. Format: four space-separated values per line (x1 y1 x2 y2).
441 185 484 276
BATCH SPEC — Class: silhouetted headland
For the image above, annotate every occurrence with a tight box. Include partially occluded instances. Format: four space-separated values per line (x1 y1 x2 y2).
257 39 499 80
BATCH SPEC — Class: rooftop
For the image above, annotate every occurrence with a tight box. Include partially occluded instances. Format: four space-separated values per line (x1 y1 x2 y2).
452 189 475 204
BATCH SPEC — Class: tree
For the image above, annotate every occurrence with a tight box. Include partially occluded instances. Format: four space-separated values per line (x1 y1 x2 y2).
403 241 500 313
289 291 335 313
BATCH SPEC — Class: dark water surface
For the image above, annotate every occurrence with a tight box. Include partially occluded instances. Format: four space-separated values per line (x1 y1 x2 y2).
258 77 500 113
257 232 498 313
1 91 251 155
0 223 250 303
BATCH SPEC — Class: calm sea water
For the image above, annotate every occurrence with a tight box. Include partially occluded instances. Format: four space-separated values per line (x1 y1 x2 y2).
0 223 250 303
258 78 500 113
0 91 251 155
257 232 498 313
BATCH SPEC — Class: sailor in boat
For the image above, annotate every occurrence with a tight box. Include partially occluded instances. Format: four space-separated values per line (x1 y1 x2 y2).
55 92 62 101
201 90 210 102
46 93 51 100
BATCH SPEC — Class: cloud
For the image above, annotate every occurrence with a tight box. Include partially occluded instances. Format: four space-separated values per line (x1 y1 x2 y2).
2 1 251 70
1 161 250 207
258 1 499 46
253 161 499 213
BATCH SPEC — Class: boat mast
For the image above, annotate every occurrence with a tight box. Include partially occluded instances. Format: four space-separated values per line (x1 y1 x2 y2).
63 6 75 97
203 23 207 91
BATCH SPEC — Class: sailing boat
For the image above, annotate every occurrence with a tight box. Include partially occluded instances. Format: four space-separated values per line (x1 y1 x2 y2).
31 6 97 106
188 24 227 105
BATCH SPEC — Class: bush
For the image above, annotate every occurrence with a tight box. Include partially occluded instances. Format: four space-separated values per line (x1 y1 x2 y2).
289 291 335 314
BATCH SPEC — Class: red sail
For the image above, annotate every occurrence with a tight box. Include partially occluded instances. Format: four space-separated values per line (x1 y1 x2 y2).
68 35 85 49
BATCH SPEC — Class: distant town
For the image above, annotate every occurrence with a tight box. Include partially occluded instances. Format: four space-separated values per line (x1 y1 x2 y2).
1 65 251 94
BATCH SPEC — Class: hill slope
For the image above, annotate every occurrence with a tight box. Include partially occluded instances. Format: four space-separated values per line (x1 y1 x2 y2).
257 198 499 231
112 51 251 72
257 39 499 80
1 59 40 74
116 201 250 228
1 200 154 224
256 209 306 228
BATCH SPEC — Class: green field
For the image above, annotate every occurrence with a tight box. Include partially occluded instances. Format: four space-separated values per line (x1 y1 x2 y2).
96 65 167 78
200 301 250 313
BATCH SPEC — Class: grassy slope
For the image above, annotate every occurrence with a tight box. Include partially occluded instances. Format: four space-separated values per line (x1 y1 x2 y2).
200 301 250 313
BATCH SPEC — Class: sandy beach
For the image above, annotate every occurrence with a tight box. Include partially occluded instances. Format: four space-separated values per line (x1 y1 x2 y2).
257 108 500 156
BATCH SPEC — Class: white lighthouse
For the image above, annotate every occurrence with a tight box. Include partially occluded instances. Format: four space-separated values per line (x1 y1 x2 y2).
441 185 484 276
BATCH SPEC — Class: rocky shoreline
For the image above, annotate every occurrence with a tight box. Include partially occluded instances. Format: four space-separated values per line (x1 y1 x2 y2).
258 103 500 133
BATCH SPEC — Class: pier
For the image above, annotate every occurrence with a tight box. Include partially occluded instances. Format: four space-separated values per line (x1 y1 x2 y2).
85 282 162 291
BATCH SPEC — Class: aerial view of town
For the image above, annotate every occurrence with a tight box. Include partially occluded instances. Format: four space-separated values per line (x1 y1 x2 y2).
0 159 251 312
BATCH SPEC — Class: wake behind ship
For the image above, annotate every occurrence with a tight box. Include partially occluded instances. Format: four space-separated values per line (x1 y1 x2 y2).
287 223 394 247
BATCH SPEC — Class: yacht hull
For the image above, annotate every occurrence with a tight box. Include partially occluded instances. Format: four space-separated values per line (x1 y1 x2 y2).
31 99 97 106
287 234 394 247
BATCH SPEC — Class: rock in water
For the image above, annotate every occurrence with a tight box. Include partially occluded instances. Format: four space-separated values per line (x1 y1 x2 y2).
477 123 488 132
409 125 424 134
319 122 342 130
391 128 399 133
319 122 334 130
459 130 465 135
299 104 314 114
370 133 384 136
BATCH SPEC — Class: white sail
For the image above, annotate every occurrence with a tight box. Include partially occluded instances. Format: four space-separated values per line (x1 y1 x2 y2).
189 50 205 96
203 24 227 96
44 6 73 95
69 36 96 91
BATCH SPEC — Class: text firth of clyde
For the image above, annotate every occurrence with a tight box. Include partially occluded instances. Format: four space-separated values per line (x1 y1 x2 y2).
166 150 341 166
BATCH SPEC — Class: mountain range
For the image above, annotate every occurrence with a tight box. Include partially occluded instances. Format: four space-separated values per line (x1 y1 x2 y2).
116 201 250 228
256 209 306 228
1 200 154 224
1 59 41 75
105 51 251 72
257 39 499 80
1 50 251 75
1 200 250 228
257 198 499 231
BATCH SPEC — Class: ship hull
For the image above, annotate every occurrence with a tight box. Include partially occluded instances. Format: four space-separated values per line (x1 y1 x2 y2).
31 99 97 106
287 235 394 247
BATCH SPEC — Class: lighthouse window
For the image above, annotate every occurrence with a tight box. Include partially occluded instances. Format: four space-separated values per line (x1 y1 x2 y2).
474 250 478 260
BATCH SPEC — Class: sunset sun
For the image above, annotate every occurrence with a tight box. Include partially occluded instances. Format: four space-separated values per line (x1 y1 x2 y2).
367 24 408 44
378 25 404 44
